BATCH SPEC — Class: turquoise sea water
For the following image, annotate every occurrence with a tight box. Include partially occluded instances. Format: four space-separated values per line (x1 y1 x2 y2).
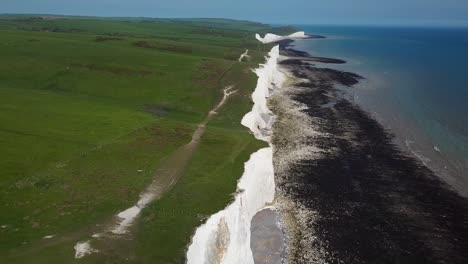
292 25 468 193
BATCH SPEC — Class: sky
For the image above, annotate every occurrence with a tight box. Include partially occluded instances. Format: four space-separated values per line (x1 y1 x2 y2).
2 0 468 26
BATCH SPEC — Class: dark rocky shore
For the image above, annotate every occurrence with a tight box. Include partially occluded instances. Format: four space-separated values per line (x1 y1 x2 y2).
271 41 468 264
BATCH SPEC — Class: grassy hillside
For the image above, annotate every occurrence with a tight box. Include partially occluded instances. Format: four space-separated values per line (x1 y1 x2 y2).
0 16 281 263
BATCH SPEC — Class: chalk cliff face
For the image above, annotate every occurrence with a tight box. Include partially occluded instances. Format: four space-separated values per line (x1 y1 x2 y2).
186 45 286 264
256 31 309 44
241 45 285 142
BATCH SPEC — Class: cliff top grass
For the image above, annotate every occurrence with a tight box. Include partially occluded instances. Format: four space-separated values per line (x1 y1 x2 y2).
0 16 289 263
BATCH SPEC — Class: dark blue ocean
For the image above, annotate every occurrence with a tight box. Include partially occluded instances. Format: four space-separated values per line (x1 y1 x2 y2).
292 25 468 192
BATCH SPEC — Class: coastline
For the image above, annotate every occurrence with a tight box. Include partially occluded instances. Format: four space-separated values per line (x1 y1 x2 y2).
272 37 468 263
289 34 468 198
185 29 468 264
186 45 285 264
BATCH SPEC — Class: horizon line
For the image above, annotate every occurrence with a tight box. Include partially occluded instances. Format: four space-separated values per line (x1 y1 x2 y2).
2 12 468 28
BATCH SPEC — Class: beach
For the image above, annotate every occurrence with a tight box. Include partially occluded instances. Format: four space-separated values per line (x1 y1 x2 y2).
269 38 468 263
289 26 468 198
182 29 468 264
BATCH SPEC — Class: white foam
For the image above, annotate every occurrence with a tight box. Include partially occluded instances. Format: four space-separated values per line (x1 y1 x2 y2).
43 235 55 239
405 139 431 165
186 45 286 264
74 241 98 259
255 31 309 44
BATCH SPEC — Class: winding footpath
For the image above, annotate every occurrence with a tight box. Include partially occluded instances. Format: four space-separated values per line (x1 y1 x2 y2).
74 86 237 259
239 49 250 62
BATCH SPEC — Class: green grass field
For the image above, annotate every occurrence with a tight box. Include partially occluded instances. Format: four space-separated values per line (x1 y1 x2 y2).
0 16 284 263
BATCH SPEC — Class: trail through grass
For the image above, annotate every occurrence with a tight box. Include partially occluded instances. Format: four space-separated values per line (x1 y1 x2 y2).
0 15 289 263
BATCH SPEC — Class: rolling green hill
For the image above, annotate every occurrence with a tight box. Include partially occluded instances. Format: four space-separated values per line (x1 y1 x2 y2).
0 16 285 263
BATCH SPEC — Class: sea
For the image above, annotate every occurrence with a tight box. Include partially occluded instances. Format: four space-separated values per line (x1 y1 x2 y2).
291 25 468 196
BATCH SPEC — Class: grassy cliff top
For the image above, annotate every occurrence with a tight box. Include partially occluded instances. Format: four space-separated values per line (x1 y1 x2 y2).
0 16 284 263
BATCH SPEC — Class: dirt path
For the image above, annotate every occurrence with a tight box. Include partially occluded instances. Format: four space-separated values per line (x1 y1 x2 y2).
74 86 237 259
238 49 250 62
